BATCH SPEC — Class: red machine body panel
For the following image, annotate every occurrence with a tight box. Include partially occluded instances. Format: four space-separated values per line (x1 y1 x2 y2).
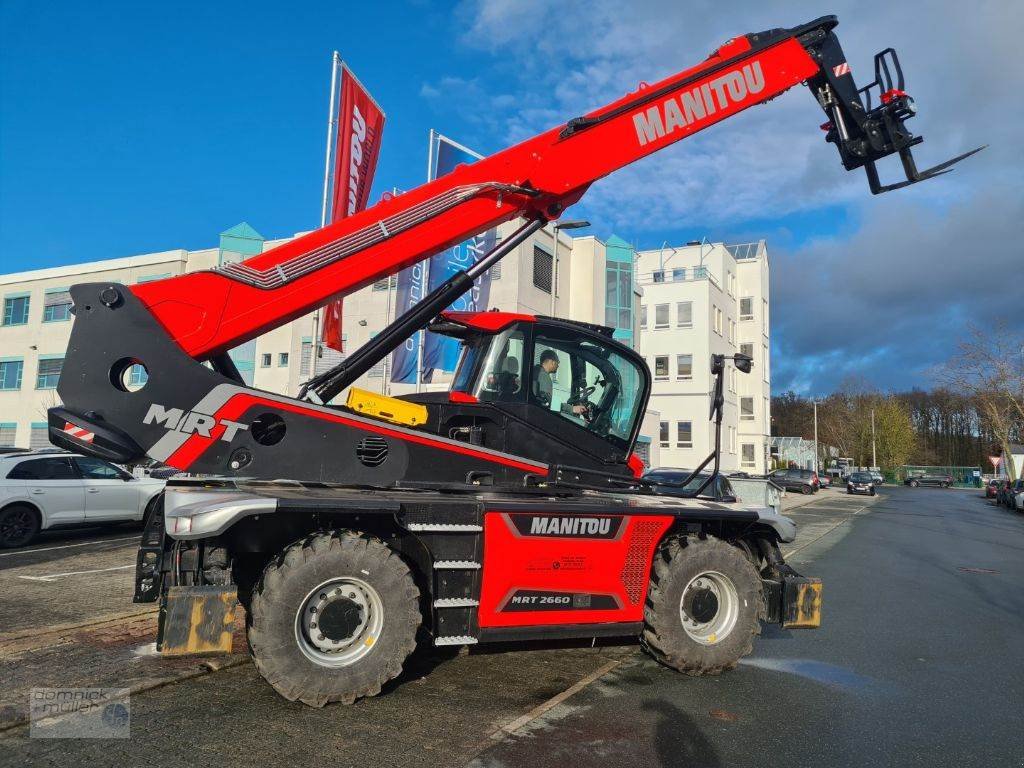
478 511 673 627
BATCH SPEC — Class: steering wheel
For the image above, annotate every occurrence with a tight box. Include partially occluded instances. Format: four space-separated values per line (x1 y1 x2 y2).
565 384 596 407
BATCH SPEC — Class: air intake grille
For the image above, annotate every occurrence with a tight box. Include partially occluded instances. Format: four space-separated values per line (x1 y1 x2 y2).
356 436 389 467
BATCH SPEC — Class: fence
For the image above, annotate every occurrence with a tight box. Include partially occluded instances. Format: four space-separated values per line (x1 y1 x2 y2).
896 465 983 488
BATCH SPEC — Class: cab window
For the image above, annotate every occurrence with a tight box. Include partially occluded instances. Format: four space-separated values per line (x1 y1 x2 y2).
452 328 525 403
530 332 645 447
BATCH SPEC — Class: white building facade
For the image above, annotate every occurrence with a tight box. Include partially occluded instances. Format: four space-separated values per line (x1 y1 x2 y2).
635 240 771 475
0 225 769 473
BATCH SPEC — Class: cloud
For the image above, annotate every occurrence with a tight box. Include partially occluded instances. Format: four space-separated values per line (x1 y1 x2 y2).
438 0 1021 392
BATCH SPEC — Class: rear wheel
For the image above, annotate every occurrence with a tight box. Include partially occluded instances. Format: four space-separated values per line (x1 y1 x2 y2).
642 536 763 676
247 530 421 706
911 480 920 488
0 505 40 548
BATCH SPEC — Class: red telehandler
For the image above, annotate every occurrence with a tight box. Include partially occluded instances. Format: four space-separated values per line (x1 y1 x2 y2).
48 16 980 705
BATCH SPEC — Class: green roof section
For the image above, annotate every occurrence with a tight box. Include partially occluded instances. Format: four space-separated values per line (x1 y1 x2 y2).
219 222 265 265
605 234 635 264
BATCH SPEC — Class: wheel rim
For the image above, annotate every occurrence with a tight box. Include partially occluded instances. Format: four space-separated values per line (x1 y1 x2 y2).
294 577 384 668
679 571 739 646
1 509 34 545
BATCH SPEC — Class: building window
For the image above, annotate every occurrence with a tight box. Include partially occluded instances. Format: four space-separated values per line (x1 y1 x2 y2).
29 423 49 450
0 359 23 390
763 298 769 327
0 422 15 447
728 319 735 345
740 396 754 420
490 262 502 281
372 275 398 291
713 306 723 335
676 301 692 328
3 295 29 326
128 364 148 387
672 268 686 281
640 305 647 329
726 270 733 296
35 358 63 389
763 343 770 383
676 421 693 448
368 362 385 378
43 290 72 322
728 425 736 453
676 354 692 380
740 297 754 321
533 246 553 293
740 342 754 361
741 443 756 467
299 341 313 376
652 270 664 283
604 261 633 331
261 353 272 367
654 304 669 329
654 356 669 380
278 353 289 367
659 421 669 448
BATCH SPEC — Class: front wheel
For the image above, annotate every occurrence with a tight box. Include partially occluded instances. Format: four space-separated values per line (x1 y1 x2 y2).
642 536 762 676
911 480 920 488
247 530 421 707
800 485 812 495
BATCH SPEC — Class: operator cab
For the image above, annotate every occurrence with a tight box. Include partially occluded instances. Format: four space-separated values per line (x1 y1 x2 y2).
419 311 650 474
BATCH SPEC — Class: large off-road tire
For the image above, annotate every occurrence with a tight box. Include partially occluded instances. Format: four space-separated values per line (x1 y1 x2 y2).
247 530 421 707
641 536 763 676
0 504 40 548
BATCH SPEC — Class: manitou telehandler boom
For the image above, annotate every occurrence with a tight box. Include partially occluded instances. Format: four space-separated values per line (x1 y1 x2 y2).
47 16 979 706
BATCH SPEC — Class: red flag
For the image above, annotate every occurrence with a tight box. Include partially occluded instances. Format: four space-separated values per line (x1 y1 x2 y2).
321 63 386 352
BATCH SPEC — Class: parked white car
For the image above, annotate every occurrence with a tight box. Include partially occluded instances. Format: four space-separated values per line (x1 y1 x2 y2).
0 450 165 548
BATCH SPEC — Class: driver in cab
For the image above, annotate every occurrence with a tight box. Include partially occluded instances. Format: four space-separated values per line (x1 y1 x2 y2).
532 349 588 417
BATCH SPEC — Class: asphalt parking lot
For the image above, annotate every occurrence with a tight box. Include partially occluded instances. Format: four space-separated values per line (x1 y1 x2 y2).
2 486 1021 767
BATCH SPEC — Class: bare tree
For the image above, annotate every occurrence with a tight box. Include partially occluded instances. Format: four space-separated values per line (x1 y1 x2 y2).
941 326 1024 480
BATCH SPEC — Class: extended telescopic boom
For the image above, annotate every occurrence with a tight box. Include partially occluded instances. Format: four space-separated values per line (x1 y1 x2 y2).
126 16 981 364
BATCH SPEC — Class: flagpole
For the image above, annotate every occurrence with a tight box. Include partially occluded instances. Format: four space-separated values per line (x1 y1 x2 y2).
311 51 341 376
415 129 436 394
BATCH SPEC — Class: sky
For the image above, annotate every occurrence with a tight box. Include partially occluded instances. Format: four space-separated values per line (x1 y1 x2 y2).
1 0 1020 395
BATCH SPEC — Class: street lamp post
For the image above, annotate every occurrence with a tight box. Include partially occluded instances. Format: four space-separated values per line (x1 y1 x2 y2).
813 400 819 474
871 408 877 469
549 220 590 316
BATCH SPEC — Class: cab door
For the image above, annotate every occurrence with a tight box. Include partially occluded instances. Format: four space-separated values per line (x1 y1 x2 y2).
7 456 84 524
73 456 141 521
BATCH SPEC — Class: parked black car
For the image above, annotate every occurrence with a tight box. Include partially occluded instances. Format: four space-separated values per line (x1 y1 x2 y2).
643 468 736 502
904 473 953 488
768 468 820 495
846 471 876 496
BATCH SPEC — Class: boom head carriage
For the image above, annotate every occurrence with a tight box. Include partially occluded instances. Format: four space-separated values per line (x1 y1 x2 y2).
793 17 985 193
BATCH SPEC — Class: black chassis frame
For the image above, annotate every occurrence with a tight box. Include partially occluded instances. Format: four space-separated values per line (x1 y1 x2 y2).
136 478 810 647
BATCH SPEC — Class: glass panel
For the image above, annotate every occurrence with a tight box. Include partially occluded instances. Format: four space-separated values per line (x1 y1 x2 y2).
618 269 630 307
659 421 669 444
640 305 647 328
655 357 668 377
652 271 664 283
618 308 630 329
532 331 645 446
36 358 63 389
459 329 525 402
677 302 692 326
672 268 685 281
9 457 76 480
605 267 617 304
3 296 30 325
677 421 692 447
740 297 753 319
676 354 692 378
0 361 23 390
655 304 669 327
533 247 553 293
75 456 126 480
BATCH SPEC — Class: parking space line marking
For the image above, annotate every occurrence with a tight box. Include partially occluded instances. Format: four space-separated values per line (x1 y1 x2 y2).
488 657 624 741
783 499 874 557
17 565 134 582
0 536 140 558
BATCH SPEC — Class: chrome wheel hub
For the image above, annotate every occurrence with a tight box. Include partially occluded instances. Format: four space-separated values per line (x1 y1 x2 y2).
294 577 384 667
679 571 739 645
